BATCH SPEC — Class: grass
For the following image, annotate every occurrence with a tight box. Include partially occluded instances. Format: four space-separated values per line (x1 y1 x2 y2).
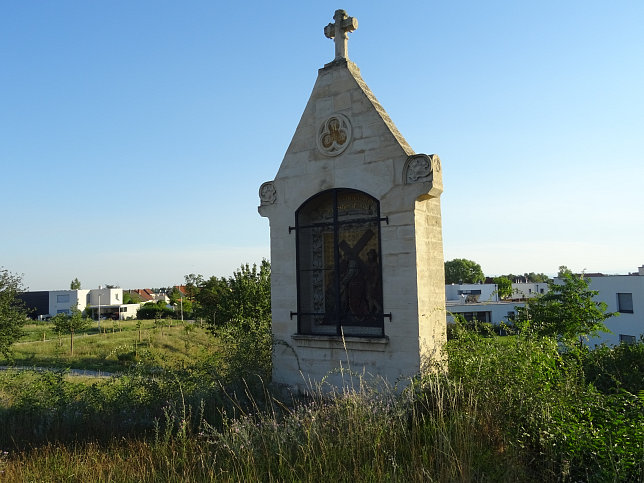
1 319 218 373
0 374 528 482
0 320 642 481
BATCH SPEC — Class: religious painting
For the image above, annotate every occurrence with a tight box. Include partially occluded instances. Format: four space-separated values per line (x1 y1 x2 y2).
296 189 384 337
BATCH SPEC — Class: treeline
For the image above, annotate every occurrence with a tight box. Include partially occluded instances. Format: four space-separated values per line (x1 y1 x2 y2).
444 258 550 285
182 260 271 328
135 260 271 326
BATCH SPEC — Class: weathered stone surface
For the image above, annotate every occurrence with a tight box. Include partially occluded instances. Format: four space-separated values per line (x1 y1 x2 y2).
258 14 445 393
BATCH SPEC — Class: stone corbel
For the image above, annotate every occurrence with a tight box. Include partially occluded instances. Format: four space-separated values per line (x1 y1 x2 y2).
403 154 442 198
258 181 278 217
259 181 277 205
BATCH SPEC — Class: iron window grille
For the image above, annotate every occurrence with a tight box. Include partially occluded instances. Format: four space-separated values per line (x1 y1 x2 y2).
291 188 388 337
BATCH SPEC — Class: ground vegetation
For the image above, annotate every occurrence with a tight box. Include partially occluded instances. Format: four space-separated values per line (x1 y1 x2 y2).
0 262 641 481
512 272 615 346
0 268 28 360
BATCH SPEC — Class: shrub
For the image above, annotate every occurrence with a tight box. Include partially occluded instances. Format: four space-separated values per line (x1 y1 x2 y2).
447 327 644 481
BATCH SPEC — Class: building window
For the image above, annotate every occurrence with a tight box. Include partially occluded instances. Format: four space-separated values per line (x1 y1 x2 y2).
619 334 636 344
454 311 491 323
56 294 70 303
617 293 633 313
295 189 384 337
458 289 481 303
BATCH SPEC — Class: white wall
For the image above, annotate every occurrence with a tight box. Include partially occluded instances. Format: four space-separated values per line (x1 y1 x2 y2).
585 274 644 346
119 304 140 319
446 301 524 325
48 290 90 316
445 283 498 303
510 283 549 300
88 288 123 306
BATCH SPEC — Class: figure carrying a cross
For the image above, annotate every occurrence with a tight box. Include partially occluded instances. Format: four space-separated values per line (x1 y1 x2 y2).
324 9 358 61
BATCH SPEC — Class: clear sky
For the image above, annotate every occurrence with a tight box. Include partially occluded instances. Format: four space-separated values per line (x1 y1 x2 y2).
2 1 643 291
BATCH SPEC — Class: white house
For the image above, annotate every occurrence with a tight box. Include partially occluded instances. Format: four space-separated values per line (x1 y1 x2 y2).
445 282 522 326
509 282 549 300
88 287 122 306
584 266 644 346
86 287 140 320
43 287 139 320
444 266 644 346
445 283 498 303
446 300 523 326
48 289 90 316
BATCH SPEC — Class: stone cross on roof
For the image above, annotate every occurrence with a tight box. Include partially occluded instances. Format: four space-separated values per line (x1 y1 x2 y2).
324 9 358 61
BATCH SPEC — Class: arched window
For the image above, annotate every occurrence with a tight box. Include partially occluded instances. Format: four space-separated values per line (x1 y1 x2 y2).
295 189 384 337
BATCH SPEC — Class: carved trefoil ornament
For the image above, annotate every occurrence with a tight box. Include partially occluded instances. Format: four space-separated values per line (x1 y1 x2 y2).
259 181 277 205
317 113 352 157
404 154 440 184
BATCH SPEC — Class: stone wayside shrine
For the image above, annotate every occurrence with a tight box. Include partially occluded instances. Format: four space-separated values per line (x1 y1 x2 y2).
259 10 445 392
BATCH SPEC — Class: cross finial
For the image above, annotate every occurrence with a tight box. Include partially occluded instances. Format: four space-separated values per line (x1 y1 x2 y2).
324 9 358 61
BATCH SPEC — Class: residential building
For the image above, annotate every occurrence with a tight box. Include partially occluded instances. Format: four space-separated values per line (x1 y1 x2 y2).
445 266 644 346
509 282 549 301
21 287 140 320
446 282 525 326
49 289 90 316
583 266 644 346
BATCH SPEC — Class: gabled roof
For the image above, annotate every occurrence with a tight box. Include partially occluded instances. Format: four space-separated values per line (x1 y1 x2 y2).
126 289 154 302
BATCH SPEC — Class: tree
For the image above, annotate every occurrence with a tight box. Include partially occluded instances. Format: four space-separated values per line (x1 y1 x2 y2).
513 272 615 345
0 268 28 359
211 260 272 378
558 265 573 277
123 291 143 305
167 287 191 319
52 307 91 355
137 301 173 320
444 258 485 284
193 260 271 328
168 287 184 307
181 261 272 377
493 276 513 299
224 260 271 324
70 277 81 290
184 273 204 303
524 272 550 283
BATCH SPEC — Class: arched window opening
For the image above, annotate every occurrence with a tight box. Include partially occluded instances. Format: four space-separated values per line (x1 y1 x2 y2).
295 189 384 337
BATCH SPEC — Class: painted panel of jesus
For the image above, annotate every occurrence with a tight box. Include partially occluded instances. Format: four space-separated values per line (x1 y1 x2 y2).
296 189 384 337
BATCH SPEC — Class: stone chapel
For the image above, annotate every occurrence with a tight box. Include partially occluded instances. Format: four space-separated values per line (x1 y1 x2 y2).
259 10 445 392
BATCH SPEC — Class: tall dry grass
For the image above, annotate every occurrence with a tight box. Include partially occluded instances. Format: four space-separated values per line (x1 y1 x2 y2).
1 373 527 482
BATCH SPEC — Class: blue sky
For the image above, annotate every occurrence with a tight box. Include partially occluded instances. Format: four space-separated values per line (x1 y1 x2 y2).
2 1 643 290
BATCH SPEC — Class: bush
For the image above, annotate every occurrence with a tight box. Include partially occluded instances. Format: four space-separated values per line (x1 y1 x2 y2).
447 327 644 481
217 315 272 381
581 338 644 395
137 302 174 320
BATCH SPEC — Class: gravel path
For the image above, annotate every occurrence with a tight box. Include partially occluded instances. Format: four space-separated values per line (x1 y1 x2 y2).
0 365 116 378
